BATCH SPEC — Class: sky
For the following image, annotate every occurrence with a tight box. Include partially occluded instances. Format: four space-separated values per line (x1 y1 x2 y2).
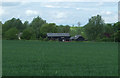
0 1 118 26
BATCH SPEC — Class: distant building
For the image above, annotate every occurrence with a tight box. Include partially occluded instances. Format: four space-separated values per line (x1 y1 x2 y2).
70 35 85 41
47 33 70 41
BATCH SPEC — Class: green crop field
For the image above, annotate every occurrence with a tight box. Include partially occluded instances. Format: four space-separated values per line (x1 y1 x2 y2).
2 40 118 76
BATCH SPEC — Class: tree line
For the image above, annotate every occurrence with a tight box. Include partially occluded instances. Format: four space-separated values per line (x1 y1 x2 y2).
1 15 120 42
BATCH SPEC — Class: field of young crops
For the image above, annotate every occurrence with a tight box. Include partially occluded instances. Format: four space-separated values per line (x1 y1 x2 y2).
2 40 118 76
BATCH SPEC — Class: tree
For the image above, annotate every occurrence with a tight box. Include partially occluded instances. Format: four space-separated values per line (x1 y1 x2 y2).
40 23 57 38
15 18 24 31
30 16 46 39
84 15 105 40
76 27 82 35
4 28 18 40
57 25 64 33
70 27 81 36
2 18 23 33
114 31 120 42
2 19 14 35
113 22 120 42
113 22 120 32
23 21 29 30
103 24 114 38
57 25 70 33
63 25 70 33
22 27 35 40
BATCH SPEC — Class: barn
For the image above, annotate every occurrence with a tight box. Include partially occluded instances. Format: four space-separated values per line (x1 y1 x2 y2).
70 35 85 41
47 33 70 41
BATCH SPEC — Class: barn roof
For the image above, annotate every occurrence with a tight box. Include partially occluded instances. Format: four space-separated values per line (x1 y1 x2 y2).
47 33 70 37
70 37 75 40
70 35 83 40
74 35 82 39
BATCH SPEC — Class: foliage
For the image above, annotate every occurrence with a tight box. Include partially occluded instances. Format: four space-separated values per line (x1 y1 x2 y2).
23 21 29 30
114 31 120 42
84 15 105 41
39 36 43 40
113 22 120 32
30 16 46 39
43 37 49 41
70 27 83 36
104 24 114 34
4 28 18 40
40 23 57 38
100 24 114 41
1 16 120 42
57 25 70 33
22 27 35 40
62 25 70 33
3 18 24 32
2 18 24 39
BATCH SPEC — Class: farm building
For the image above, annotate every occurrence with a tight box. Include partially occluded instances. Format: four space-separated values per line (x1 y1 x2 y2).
47 33 70 41
70 35 85 41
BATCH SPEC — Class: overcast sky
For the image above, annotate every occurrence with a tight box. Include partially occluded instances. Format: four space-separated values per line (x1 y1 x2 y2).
0 1 118 26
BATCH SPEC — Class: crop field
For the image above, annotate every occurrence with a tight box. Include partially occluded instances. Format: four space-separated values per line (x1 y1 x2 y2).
2 40 118 76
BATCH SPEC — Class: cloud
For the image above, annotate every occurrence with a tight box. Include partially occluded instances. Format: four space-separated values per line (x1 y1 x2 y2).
101 11 112 15
76 8 80 10
1 1 118 25
0 7 4 16
25 10 38 16
104 15 117 23
97 2 104 6
76 7 97 11
43 4 70 8
56 12 65 19
76 8 90 11
46 11 67 24
51 12 66 20
44 5 58 8
20 1 30 5
2 0 119 2
55 12 66 19
76 8 86 10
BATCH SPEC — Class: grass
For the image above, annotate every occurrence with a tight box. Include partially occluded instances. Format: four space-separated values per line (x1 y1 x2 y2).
2 40 118 76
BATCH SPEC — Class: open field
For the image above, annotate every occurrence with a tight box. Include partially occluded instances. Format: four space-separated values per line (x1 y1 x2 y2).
2 40 118 76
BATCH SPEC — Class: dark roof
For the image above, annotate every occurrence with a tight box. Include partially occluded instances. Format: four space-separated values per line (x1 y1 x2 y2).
70 35 83 40
47 33 70 37
70 37 75 40
74 35 82 39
